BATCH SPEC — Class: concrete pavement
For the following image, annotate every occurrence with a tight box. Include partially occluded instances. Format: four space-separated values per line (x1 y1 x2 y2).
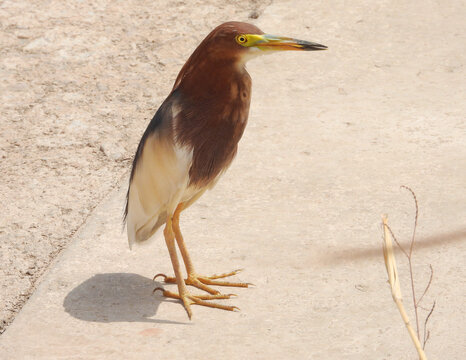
1 0 465 358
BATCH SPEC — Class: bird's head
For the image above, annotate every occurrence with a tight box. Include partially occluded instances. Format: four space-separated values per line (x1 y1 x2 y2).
198 21 327 65
172 22 327 91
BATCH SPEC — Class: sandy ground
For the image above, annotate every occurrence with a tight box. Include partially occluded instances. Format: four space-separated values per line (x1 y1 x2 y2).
0 0 270 333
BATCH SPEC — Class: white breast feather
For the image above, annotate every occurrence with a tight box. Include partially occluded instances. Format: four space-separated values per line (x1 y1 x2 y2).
126 129 193 248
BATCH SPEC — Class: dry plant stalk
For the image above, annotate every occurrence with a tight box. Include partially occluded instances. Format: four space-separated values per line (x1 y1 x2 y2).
381 186 435 360
382 216 427 360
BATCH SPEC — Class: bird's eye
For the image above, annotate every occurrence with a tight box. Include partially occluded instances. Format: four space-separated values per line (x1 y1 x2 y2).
236 35 247 44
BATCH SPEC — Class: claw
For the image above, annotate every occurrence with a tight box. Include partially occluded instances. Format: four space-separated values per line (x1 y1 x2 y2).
152 286 165 295
153 273 167 281
182 298 193 320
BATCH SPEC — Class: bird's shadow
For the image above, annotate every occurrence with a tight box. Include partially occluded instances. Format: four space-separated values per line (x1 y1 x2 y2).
63 273 186 325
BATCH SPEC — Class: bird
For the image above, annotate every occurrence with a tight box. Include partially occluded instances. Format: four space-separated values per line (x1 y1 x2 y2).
124 21 326 319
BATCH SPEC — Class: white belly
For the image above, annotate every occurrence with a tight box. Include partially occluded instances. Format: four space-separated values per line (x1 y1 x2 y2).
125 132 198 248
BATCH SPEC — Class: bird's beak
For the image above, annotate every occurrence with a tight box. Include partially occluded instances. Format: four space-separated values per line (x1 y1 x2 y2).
244 34 327 51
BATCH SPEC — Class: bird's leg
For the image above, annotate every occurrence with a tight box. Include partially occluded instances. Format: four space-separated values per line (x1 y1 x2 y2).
155 217 238 319
154 203 251 294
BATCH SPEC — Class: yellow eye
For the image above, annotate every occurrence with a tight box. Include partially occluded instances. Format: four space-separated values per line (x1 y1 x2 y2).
236 35 247 44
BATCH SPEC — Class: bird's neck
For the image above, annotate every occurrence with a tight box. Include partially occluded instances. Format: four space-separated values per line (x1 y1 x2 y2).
175 58 249 102
172 57 252 187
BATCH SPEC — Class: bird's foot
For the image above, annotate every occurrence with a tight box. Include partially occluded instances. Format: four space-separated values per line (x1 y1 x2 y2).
153 269 251 295
153 287 239 319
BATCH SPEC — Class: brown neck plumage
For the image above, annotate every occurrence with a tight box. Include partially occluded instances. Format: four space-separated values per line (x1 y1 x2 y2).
173 56 252 187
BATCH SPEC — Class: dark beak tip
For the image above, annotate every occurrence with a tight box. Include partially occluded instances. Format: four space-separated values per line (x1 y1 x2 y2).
297 40 327 51
308 44 327 51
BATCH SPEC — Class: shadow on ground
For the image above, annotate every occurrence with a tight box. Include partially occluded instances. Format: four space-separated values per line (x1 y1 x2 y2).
64 273 186 325
320 228 466 266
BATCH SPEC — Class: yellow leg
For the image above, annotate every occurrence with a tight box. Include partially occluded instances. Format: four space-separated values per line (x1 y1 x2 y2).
154 203 251 294
162 217 192 318
158 215 239 319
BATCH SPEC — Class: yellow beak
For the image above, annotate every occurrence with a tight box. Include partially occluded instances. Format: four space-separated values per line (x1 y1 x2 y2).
244 34 327 51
